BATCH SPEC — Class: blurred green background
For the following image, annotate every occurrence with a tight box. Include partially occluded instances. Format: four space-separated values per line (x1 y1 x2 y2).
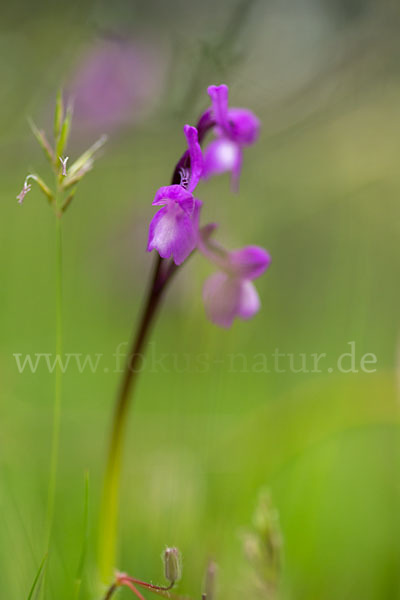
1 0 400 598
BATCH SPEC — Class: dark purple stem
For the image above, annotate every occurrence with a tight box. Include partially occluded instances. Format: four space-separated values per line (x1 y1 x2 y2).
108 253 165 461
103 583 118 600
111 110 215 430
101 113 214 580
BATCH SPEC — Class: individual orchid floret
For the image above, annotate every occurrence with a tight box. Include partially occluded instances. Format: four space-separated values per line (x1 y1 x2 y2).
198 224 270 328
202 84 260 190
147 124 203 265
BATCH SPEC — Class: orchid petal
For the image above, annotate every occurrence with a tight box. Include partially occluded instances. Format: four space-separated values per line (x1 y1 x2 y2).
203 273 262 328
183 125 203 192
191 197 202 232
203 272 242 328
202 138 242 181
237 280 261 320
147 203 198 265
153 185 193 207
228 246 271 280
227 108 260 145
208 85 230 133
231 147 243 192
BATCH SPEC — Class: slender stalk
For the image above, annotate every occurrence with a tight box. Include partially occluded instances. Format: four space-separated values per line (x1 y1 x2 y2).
99 121 213 582
40 204 63 600
99 255 171 581
120 580 146 600
124 578 173 592
103 584 117 600
102 577 187 600
46 213 63 541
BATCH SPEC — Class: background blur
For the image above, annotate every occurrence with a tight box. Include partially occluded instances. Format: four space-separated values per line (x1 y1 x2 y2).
1 0 400 598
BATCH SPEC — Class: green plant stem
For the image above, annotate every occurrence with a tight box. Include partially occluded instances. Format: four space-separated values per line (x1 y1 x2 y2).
99 137 196 584
46 213 63 545
99 255 172 581
40 204 63 600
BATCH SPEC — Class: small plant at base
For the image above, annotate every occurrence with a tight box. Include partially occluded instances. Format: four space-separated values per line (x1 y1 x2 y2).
241 490 283 600
102 547 186 600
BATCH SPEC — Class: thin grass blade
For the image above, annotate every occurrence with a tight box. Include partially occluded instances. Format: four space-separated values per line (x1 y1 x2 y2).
26 553 47 600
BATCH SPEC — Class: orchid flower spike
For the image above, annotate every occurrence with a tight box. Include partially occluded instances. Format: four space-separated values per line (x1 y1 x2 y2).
147 125 204 265
198 224 270 328
202 84 260 190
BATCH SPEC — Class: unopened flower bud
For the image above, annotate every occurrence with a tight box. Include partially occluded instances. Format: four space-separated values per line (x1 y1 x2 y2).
163 547 181 583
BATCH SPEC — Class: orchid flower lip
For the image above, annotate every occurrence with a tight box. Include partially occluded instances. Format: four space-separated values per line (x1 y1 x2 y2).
147 198 202 265
198 223 270 327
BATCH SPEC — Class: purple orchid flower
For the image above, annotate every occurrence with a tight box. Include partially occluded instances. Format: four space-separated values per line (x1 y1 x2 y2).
202 84 260 190
147 125 203 265
67 39 165 133
198 224 270 328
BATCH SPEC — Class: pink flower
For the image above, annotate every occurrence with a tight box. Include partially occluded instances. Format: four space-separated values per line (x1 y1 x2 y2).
147 125 203 265
202 84 260 190
67 39 164 132
199 224 270 328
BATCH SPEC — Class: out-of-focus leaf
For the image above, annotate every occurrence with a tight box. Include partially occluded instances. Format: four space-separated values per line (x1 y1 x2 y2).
26 553 47 600
54 89 64 141
28 119 55 165
56 101 73 158
68 134 107 178
74 471 90 600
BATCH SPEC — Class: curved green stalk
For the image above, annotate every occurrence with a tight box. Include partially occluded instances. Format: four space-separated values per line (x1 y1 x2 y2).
99 256 166 582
